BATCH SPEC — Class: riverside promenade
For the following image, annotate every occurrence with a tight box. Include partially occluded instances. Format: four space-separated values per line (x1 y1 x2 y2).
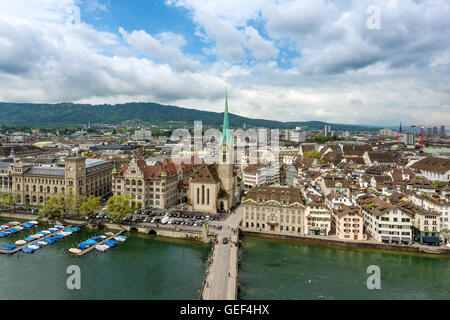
201 207 242 300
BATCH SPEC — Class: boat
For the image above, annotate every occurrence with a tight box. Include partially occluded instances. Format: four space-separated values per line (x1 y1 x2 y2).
48 228 58 232
104 240 117 247
24 237 35 241
15 240 27 245
29 221 39 225
0 232 7 238
3 244 16 250
70 227 81 232
10 221 20 226
105 232 114 236
53 226 63 230
22 223 34 228
114 236 127 242
95 245 110 252
28 244 40 250
37 241 48 246
40 230 51 235
22 247 34 253
69 248 82 254
77 242 90 249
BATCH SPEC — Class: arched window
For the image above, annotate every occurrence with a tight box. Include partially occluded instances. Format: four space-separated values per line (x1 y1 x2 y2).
47 186 50 193
32 185 36 192
32 196 36 203
17 184 20 191
39 196 43 203
40 186 43 192
201 185 205 205
26 185 29 192
54 187 58 193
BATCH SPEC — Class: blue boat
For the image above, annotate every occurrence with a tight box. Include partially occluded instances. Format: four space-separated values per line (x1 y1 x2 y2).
71 227 81 232
3 244 16 250
85 239 98 245
77 242 90 249
25 237 35 241
22 247 34 253
54 226 63 230
5 229 17 234
104 240 117 247
63 229 74 233
54 234 65 239
0 232 7 237
22 223 34 228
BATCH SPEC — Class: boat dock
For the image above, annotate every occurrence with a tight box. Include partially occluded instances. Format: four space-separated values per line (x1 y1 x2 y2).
0 225 74 255
76 230 125 256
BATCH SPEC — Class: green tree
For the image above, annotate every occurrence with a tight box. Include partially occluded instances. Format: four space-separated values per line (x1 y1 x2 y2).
105 194 140 222
39 194 65 218
303 150 325 163
79 196 101 218
0 193 20 211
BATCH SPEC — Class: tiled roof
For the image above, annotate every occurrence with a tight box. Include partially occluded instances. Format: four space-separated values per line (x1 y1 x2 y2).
411 156 450 174
243 186 305 206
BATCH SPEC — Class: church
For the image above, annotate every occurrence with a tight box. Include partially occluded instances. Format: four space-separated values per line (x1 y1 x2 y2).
188 88 241 214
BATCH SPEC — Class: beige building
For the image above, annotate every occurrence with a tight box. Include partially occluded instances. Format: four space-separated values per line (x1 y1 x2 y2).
333 205 366 240
11 157 113 205
113 157 193 209
241 186 306 235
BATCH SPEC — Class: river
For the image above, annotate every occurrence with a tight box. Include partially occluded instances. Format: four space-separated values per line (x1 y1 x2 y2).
0 218 210 300
238 236 450 300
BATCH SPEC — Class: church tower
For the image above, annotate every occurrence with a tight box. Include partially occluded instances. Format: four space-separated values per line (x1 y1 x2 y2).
218 86 235 204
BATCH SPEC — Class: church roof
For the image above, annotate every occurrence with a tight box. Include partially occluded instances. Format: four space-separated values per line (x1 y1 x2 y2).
190 163 220 183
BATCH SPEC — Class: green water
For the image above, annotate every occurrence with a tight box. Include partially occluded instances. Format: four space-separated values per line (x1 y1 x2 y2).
0 218 210 300
238 236 450 300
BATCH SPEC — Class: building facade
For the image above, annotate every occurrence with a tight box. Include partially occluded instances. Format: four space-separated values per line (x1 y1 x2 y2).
242 186 306 235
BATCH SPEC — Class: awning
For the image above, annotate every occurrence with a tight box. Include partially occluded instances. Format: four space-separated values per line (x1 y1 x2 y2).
423 236 440 243
381 236 390 241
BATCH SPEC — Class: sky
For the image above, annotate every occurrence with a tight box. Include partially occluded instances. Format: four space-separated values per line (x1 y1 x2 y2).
0 0 449 127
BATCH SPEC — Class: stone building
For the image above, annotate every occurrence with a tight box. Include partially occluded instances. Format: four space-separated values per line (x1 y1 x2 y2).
241 186 306 235
11 157 113 205
113 157 193 209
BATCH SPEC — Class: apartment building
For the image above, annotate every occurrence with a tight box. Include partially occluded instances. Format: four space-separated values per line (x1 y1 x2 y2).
333 205 366 241
395 201 440 245
357 195 413 244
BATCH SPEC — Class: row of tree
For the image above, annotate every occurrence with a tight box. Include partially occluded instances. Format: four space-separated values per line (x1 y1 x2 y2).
0 192 141 223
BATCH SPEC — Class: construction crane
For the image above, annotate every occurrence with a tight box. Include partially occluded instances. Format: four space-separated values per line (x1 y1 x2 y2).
409 124 444 153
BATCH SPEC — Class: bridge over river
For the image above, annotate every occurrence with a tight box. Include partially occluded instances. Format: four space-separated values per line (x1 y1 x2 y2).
201 207 242 300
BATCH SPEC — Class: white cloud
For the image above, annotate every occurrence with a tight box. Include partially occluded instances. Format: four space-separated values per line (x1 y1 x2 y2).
244 26 279 61
0 0 449 127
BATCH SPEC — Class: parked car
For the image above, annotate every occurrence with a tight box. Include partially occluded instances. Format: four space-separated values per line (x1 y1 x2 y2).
222 237 228 244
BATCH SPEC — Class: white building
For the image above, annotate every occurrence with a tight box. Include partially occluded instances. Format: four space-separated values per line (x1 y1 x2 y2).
357 195 413 244
242 163 279 189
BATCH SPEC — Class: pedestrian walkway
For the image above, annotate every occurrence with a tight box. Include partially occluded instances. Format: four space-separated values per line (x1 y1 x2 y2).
201 208 242 300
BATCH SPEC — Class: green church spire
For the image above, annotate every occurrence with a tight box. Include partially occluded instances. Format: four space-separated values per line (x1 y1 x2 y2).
221 86 232 147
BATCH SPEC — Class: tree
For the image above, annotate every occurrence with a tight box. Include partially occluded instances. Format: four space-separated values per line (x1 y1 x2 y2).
303 150 325 164
0 193 19 211
39 194 65 218
105 194 140 222
79 196 101 218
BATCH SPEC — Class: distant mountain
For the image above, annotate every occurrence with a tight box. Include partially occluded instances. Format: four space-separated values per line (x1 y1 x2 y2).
0 102 379 131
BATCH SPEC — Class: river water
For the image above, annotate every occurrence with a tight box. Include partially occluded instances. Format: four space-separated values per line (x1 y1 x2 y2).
2 219 449 300
0 218 210 299
238 236 450 300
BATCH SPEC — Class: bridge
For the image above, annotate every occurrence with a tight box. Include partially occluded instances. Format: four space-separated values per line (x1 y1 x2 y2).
201 207 242 300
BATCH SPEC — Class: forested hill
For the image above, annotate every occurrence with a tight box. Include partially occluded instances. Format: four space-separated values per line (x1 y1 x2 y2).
0 102 377 131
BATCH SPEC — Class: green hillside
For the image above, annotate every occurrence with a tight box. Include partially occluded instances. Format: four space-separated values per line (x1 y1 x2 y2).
0 102 377 132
